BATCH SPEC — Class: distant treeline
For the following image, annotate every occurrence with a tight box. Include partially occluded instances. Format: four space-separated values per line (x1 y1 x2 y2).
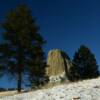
0 88 17 92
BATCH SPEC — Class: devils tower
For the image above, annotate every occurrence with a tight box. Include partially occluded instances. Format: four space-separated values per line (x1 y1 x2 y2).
46 49 72 83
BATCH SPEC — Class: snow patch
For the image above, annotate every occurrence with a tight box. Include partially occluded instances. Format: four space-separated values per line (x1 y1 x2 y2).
1 77 100 100
49 72 66 83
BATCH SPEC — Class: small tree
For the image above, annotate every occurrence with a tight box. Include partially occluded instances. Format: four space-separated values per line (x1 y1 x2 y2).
73 45 99 80
0 5 46 92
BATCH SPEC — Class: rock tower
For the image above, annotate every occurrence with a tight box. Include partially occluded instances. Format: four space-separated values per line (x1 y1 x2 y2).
46 49 72 83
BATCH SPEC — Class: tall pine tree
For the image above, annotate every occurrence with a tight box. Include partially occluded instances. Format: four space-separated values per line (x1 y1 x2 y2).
0 5 46 92
73 45 99 80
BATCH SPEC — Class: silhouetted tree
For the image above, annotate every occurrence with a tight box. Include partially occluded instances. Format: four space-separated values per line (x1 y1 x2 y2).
0 5 46 92
27 46 47 88
72 45 99 80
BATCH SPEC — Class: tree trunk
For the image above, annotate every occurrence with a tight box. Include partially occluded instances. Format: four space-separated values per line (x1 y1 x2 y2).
17 45 24 93
17 71 22 93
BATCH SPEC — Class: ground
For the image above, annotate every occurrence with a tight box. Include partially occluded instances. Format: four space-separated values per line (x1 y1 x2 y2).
0 77 100 100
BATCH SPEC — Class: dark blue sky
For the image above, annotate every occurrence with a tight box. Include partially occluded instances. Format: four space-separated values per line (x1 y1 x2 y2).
0 0 100 88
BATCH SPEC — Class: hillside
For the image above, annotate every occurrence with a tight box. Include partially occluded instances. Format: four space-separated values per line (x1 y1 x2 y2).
0 77 100 100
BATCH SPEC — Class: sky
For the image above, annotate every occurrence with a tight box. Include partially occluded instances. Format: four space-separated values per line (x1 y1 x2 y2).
0 0 100 88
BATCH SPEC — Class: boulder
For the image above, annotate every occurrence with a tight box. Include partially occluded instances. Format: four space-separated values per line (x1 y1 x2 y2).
46 49 72 83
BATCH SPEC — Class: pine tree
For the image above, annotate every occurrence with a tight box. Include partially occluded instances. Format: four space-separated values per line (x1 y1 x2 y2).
0 5 46 92
73 45 99 80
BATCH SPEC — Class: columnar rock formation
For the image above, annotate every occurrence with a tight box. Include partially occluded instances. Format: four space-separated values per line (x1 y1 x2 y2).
46 49 72 83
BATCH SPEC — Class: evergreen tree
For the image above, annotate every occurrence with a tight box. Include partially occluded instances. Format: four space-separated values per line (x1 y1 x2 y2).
0 5 46 92
73 45 99 80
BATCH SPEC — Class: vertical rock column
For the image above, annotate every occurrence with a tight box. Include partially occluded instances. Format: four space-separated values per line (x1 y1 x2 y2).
46 49 71 83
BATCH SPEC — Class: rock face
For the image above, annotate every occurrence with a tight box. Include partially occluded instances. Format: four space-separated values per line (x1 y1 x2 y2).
46 49 72 83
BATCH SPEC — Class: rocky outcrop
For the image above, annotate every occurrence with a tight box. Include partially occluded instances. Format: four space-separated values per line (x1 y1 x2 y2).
46 49 72 83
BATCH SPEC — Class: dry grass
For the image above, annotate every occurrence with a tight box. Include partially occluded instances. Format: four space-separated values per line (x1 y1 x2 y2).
0 90 25 97
0 91 17 97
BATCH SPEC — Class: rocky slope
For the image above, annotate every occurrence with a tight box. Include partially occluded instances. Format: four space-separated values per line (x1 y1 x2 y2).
1 77 100 100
